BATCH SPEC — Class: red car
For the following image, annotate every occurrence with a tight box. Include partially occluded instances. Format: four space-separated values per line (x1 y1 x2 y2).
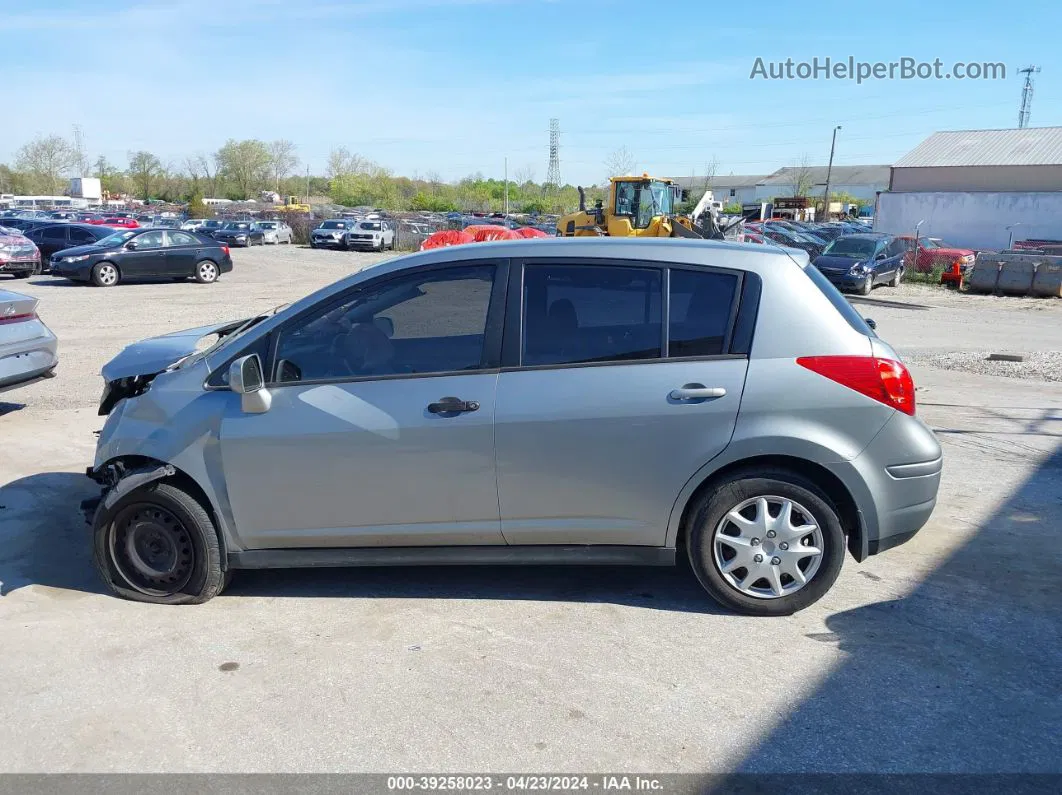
898 236 975 284
0 228 42 278
101 217 140 229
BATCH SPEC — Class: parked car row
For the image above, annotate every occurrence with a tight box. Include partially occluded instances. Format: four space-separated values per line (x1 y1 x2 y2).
310 218 397 251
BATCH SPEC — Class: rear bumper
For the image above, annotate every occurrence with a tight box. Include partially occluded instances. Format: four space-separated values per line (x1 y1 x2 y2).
0 329 59 393
827 413 943 558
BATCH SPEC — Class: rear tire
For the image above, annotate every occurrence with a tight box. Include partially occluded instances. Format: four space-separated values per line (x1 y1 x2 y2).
685 470 846 616
91 261 121 287
890 267 903 287
194 259 219 284
92 482 226 605
12 271 30 279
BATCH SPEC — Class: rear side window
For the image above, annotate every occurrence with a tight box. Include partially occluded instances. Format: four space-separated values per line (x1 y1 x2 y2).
42 226 67 241
804 264 874 335
522 264 662 366
668 270 739 357
69 227 98 244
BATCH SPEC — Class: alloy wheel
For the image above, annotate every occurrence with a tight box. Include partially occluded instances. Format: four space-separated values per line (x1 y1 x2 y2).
97 264 118 286
198 261 218 282
712 495 824 599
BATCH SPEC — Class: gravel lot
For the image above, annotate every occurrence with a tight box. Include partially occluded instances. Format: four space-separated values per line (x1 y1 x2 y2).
1 244 1060 774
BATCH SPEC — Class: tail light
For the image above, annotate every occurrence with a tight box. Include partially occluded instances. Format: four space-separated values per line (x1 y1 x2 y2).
222 245 230 256
0 311 37 326
797 355 916 416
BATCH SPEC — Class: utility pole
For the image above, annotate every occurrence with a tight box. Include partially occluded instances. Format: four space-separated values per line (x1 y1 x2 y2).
1018 66 1040 128
305 165 310 204
504 157 509 218
821 125 841 221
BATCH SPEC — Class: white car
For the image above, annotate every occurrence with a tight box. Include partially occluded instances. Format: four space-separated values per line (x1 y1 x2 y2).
181 219 207 231
257 221 293 245
344 219 394 251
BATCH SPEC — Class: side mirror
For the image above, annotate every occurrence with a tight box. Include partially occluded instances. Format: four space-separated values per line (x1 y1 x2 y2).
875 252 887 261
864 317 877 331
373 316 395 338
228 354 271 413
125 240 138 250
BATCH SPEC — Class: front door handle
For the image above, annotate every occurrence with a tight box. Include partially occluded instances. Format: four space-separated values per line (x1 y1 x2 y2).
427 396 480 415
669 384 727 401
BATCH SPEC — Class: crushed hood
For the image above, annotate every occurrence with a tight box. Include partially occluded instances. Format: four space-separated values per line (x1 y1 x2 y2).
101 319 247 381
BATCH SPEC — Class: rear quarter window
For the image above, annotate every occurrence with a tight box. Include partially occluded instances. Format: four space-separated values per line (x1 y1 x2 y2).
804 264 875 335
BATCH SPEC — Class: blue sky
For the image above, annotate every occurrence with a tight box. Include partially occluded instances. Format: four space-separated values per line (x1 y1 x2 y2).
5 0 1062 185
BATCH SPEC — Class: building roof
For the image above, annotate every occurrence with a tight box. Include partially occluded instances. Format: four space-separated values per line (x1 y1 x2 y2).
894 127 1062 168
666 174 766 190
758 164 891 187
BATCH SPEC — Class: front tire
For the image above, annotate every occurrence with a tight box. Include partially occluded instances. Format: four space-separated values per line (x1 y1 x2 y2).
890 267 903 287
194 259 219 284
858 274 873 295
92 482 226 605
686 471 846 616
91 261 120 287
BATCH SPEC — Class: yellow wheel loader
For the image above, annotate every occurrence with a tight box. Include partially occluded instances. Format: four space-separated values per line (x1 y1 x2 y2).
556 175 739 240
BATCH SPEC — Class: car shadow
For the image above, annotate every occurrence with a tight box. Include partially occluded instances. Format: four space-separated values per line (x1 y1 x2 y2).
228 558 723 614
0 470 723 614
0 472 104 596
727 441 1062 774
0 401 26 417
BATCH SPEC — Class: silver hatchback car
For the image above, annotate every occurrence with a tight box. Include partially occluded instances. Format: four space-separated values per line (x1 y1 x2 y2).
85 238 941 615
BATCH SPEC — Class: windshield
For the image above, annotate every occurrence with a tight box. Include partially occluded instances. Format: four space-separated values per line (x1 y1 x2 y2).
614 180 674 229
321 220 348 229
358 222 382 230
258 222 277 229
224 222 251 230
822 237 880 258
96 230 137 247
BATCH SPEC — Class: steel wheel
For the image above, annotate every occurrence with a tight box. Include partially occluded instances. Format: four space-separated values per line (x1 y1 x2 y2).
95 262 119 286
196 260 218 283
108 504 195 596
712 495 824 599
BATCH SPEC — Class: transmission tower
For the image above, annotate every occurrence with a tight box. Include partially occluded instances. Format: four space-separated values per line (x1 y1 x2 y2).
545 118 561 190
1018 66 1040 129
72 124 88 176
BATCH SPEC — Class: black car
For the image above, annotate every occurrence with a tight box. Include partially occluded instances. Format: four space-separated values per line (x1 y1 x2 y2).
213 221 264 247
761 228 825 260
25 223 114 265
0 217 50 234
198 219 226 237
49 228 234 287
811 233 906 295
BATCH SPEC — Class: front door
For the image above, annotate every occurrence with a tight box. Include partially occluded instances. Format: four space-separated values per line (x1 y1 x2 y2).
121 229 166 277
495 262 749 546
219 262 506 549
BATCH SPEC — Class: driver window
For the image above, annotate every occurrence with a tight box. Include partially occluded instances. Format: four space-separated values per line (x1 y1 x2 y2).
273 265 496 383
136 230 165 249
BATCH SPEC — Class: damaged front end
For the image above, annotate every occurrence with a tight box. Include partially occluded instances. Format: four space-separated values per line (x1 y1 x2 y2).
81 461 176 525
97 318 248 416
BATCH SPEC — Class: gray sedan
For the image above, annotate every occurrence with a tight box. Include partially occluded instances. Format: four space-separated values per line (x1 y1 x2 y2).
0 289 58 394
257 221 293 245
84 238 941 615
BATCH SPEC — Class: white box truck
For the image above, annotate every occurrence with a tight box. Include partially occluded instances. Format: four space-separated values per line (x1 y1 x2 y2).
69 177 102 201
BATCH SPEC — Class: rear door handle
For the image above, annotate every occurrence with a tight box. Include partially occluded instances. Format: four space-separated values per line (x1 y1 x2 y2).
669 385 727 401
427 396 480 415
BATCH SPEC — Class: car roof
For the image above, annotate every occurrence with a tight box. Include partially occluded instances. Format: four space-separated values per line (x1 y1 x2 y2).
837 232 888 240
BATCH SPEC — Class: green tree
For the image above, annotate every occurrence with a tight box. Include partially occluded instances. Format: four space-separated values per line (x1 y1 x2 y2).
15 134 76 194
215 139 271 199
186 187 212 218
127 150 164 200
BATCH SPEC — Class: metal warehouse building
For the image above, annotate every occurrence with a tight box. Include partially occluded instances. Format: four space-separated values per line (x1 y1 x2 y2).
877 127 1062 249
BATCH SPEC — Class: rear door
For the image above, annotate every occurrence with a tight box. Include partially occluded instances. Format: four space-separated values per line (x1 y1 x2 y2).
163 230 202 276
36 226 69 259
494 259 750 546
